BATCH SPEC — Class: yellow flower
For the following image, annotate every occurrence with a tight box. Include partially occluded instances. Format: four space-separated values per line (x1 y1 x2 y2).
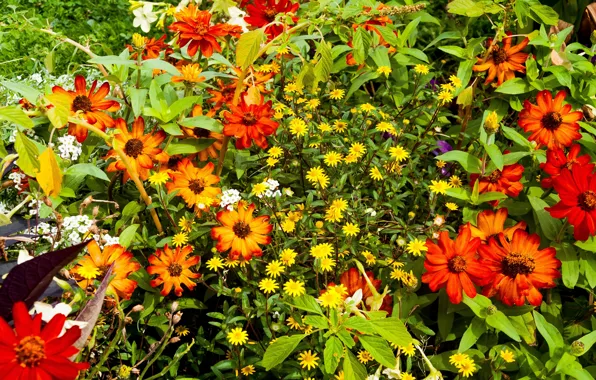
335 371 344 380
171 232 188 247
175 325 190 337
329 89 345 100
333 120 348 132
436 160 447 168
281 219 296 232
259 278 278 294
458 359 476 377
390 268 407 281
414 64 429 74
429 180 451 195
446 202 458 211
266 260 286 278
252 182 268 196
406 238 428 256
227 327 248 345
306 166 329 189
370 166 383 181
449 74 462 88
172 63 205 83
438 90 454 105
285 82 303 94
449 352 470 367
484 110 500 133
377 66 392 76
206 257 225 271
377 122 396 135
320 257 336 272
362 250 376 265
324 151 343 167
280 248 297 266
343 223 360 237
277 46 290 55
440 83 455 92
274 111 284 119
349 142 366 158
268 146 283 158
449 175 462 188
357 350 373 363
131 33 148 48
289 118 308 137
401 373 415 380
318 286 343 308
241 365 256 376
343 154 358 164
284 279 306 297
310 243 333 258
286 316 302 329
319 122 332 132
400 343 416 357
500 348 515 363
360 103 375 112
148 171 169 186
389 145 409 162
266 157 279 167
298 350 319 370
178 216 195 233
307 99 321 110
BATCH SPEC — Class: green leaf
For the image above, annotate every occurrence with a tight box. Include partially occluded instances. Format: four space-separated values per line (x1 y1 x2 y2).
0 106 34 129
287 294 324 315
1 81 41 103
375 26 399 47
459 316 486 351
484 143 503 170
533 310 564 357
179 116 224 133
558 242 579 289
343 316 376 334
176 297 207 310
397 17 421 48
486 310 521 342
435 150 482 173
161 123 183 136
502 126 533 149
447 0 502 17
160 96 202 123
462 293 492 319
236 30 266 70
166 139 215 155
142 59 180 76
424 31 461 50
346 71 379 100
65 164 110 182
303 315 328 329
324 336 343 374
575 330 596 357
313 41 333 91
438 46 468 59
119 224 139 248
129 88 148 118
446 188 471 201
495 78 532 94
528 195 561 241
352 27 372 64
15 131 40 177
475 192 508 204
261 334 306 370
358 335 396 368
529 3 559 25
438 290 454 340
343 350 367 380
88 55 136 66
368 317 412 347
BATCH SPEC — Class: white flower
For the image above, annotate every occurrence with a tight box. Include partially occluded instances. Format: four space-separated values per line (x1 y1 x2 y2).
57 135 82 161
133 4 158 33
344 288 363 314
33 302 88 336
227 6 249 32
0 201 9 214
220 189 242 209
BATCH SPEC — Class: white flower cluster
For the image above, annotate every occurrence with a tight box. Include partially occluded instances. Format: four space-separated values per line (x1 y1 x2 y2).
57 135 82 161
28 199 43 216
8 127 36 143
220 189 242 211
37 215 94 246
8 171 27 191
0 201 9 214
258 179 282 199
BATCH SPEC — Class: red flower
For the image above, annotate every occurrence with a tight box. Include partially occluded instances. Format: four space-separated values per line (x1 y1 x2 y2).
244 0 299 39
472 33 529 86
517 90 583 149
222 96 279 149
127 35 173 60
546 164 596 241
0 302 89 379
479 230 561 306
421 224 488 304
470 163 524 206
325 268 393 314
540 144 593 188
169 5 231 57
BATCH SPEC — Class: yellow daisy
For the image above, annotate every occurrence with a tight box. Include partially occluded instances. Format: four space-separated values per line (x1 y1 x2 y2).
171 232 188 248
429 180 451 195
206 257 225 271
329 89 345 100
178 216 195 233
324 151 343 167
342 223 360 237
280 248 297 266
266 260 286 278
414 64 429 74
227 327 248 345
259 278 278 294
298 350 319 370
148 171 169 186
284 279 305 297
389 145 409 162
406 238 428 256
370 166 383 181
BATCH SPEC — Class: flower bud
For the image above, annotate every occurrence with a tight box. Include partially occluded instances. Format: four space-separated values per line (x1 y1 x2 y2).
483 111 499 134
571 340 585 356
132 33 147 49
171 301 179 313
172 311 183 325
486 305 497 315
169 337 181 344
132 305 144 313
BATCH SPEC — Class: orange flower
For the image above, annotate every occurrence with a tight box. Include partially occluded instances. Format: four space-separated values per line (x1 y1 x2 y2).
48 75 120 142
127 34 173 60
469 163 524 205
147 244 200 296
171 63 206 83
74 241 140 300
232 67 274 95
222 96 279 149
517 90 583 149
470 208 527 243
211 201 272 261
207 79 236 113
540 144 594 188
105 117 169 182
473 33 529 85
165 158 221 208
325 268 392 314
479 230 561 306
180 105 224 161
421 224 488 304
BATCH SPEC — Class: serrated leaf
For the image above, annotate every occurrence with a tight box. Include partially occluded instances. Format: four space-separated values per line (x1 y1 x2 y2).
343 350 367 380
324 336 343 374
261 334 306 370
353 27 372 64
368 317 412 347
0 106 34 129
14 131 40 177
287 294 323 315
36 148 62 197
358 335 396 368
236 30 265 70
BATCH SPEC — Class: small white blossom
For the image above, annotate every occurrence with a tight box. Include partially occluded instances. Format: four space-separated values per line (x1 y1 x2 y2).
133 3 158 33
8 171 26 191
220 189 242 210
57 135 82 161
227 6 249 32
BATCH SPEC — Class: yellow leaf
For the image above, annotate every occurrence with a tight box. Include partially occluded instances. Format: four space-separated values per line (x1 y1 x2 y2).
37 148 63 197
243 86 261 106
44 94 71 129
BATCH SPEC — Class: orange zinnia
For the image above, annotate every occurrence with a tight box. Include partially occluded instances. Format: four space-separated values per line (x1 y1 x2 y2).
127 34 173 60
479 230 561 306
147 244 200 296
179 105 224 161
473 32 529 86
48 75 120 142
165 158 221 208
222 95 279 149
421 224 488 304
74 241 140 300
517 90 583 149
105 117 169 182
469 163 524 205
470 208 527 243
211 201 273 261
207 79 236 114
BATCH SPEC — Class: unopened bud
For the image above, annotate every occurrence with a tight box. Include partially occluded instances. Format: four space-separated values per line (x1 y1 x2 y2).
571 340 585 356
486 305 497 316
169 337 181 344
132 33 147 49
125 316 133 324
171 301 179 313
582 105 596 121
483 111 499 135
118 365 132 379
132 305 144 313
172 311 182 325
92 206 100 217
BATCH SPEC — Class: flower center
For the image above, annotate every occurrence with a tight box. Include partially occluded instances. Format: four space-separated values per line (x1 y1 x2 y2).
578 190 596 211
195 23 209 36
168 263 183 277
232 221 251 238
502 252 535 277
491 46 508 64
447 256 467 273
242 112 258 126
15 336 46 368
188 179 205 194
195 128 211 138
542 112 563 131
124 138 144 158
264 9 277 21
487 170 502 183
168 156 181 169
72 95 93 113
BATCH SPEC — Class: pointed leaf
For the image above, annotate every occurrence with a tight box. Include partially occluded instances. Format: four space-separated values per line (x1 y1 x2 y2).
0 106 34 129
36 148 63 198
14 131 40 177
324 336 343 374
236 30 265 70
261 334 306 370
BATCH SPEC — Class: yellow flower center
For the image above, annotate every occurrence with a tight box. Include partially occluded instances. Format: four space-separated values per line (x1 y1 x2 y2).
502 252 535 277
542 111 563 131
448 256 467 273
487 170 502 184
194 23 209 36
188 179 206 194
15 336 46 368
124 138 144 158
232 221 251 238
578 190 596 211
72 95 93 113
168 263 183 277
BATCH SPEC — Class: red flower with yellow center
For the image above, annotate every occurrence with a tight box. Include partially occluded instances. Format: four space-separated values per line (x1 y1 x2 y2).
470 208 527 243
325 268 393 314
244 0 299 39
165 158 221 208
479 230 560 306
540 144 594 188
211 201 272 261
518 90 583 149
0 302 89 379
74 241 141 300
421 224 488 304
168 5 231 57
472 33 529 86
147 244 200 296
546 164 596 241
222 96 279 149
127 34 173 60
48 75 120 142
470 163 524 204
105 117 169 183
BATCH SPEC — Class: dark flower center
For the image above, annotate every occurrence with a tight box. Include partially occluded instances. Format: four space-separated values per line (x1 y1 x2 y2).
195 128 211 138
15 336 46 368
168 263 183 277
242 112 258 126
264 9 277 21
487 170 502 183
188 179 205 194
195 23 209 36
502 252 535 277
233 221 251 238
492 46 508 64
168 156 181 169
72 95 93 113
542 112 563 131
448 256 467 273
578 190 596 211
124 138 144 158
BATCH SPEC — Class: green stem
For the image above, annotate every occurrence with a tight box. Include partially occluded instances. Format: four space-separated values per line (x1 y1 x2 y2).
138 328 175 380
143 340 196 380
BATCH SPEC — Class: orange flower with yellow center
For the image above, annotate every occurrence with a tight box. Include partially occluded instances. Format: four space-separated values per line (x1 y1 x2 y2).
211 201 273 261
74 241 140 300
48 75 120 142
473 33 529 86
470 208 527 243
165 158 221 208
147 244 201 296
105 117 169 182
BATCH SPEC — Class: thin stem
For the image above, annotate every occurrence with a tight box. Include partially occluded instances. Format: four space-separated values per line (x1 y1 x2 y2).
144 339 195 380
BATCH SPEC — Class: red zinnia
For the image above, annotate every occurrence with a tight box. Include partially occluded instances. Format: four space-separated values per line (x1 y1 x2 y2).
222 95 279 149
470 163 524 205
540 144 594 188
479 230 560 306
517 90 583 149
546 164 596 241
244 0 299 39
422 224 488 304
0 302 89 379
325 268 393 314
169 5 230 57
